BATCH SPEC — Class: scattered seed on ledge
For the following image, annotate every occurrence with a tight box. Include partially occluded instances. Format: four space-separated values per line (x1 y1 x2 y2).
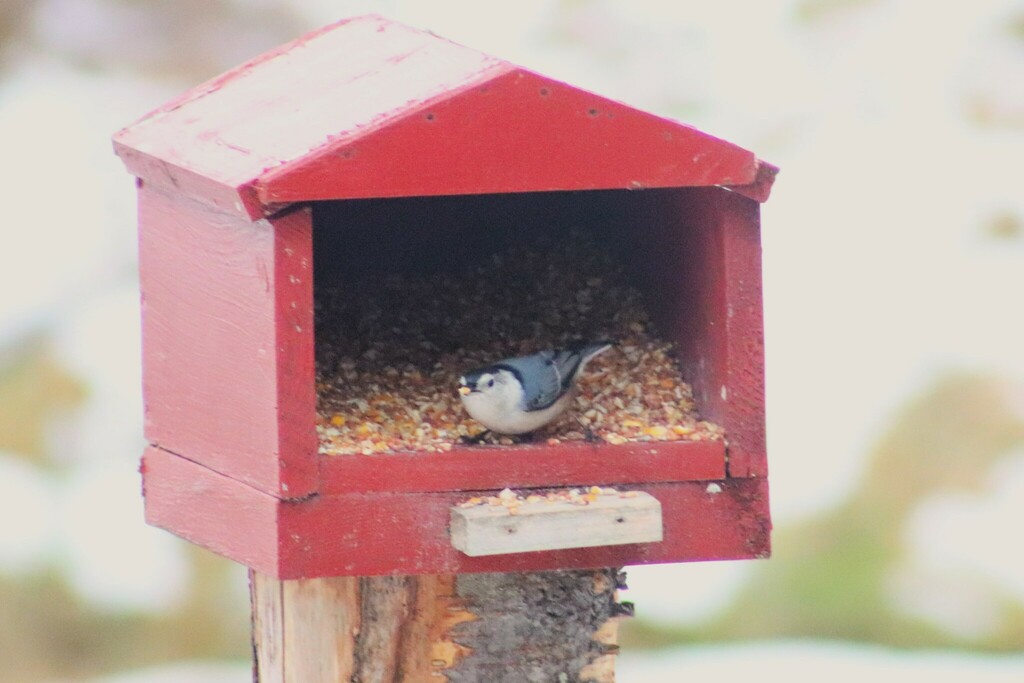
455 486 631 511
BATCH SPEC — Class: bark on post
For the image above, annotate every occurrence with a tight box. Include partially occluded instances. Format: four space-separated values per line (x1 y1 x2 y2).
251 568 629 682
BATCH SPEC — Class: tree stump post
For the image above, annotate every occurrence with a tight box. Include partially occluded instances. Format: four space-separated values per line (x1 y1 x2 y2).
251 568 629 682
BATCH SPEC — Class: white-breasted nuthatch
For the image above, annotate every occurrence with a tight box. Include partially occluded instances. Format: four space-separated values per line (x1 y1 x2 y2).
457 341 615 436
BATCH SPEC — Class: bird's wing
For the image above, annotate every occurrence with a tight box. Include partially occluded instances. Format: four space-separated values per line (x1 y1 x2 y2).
497 352 564 412
500 342 613 412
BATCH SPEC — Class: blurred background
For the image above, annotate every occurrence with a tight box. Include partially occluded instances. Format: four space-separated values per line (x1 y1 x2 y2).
1 0 1022 681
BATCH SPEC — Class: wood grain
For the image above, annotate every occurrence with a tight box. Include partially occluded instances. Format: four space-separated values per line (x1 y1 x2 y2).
450 493 663 557
252 572 359 683
138 186 316 498
251 569 627 682
251 572 476 682
448 569 625 682
718 190 768 477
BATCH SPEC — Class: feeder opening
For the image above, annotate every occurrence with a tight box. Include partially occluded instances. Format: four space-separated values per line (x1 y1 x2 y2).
312 189 723 456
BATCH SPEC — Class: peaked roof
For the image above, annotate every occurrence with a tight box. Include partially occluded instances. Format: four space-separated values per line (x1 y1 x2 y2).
114 15 776 219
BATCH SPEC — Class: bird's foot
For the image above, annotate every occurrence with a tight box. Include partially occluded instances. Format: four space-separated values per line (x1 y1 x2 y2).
460 430 492 445
511 431 536 444
584 426 603 444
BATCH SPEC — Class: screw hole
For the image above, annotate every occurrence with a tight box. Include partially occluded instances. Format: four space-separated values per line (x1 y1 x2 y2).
588 108 599 116
540 87 550 96
425 112 436 121
615 517 625 523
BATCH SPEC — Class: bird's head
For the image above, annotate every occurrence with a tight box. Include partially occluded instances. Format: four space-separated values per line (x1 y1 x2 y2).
458 366 519 401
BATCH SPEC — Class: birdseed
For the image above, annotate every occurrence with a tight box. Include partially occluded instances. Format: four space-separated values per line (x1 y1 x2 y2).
315 230 724 455
457 486 636 514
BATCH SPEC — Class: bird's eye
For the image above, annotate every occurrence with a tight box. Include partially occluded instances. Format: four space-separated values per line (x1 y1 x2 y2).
487 378 495 388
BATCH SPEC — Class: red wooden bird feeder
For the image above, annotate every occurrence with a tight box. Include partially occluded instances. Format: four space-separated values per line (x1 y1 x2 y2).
114 15 776 579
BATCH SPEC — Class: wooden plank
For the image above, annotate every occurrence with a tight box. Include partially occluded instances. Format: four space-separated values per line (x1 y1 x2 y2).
142 446 770 581
251 572 360 683
144 446 769 578
258 68 758 204
279 478 769 578
718 189 768 477
450 491 662 557
142 445 282 576
114 16 768 216
317 438 725 494
272 207 318 496
253 572 440 682
114 15 509 216
144 446 767 578
138 186 317 498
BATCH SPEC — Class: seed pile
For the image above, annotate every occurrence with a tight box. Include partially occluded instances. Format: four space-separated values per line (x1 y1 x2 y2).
315 230 724 455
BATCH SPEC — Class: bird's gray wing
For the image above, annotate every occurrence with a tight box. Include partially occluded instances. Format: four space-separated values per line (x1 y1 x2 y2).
496 351 564 412
498 342 613 413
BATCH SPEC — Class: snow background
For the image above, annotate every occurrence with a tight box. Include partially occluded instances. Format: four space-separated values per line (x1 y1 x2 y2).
1 0 1022 680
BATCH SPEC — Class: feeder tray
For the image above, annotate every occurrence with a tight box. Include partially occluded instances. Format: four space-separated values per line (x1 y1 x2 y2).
314 224 724 456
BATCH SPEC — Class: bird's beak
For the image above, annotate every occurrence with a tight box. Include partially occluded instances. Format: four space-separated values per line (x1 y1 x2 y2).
458 386 472 396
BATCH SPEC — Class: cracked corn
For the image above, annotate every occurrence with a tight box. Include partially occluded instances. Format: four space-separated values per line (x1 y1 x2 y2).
315 230 724 454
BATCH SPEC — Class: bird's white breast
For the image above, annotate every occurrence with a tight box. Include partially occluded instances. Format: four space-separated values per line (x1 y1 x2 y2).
461 381 574 435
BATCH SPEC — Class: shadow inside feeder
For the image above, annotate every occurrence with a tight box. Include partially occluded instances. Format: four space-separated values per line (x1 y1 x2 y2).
312 190 724 456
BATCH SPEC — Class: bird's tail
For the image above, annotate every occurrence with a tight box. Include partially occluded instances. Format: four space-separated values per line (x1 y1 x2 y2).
574 340 616 364
561 340 616 386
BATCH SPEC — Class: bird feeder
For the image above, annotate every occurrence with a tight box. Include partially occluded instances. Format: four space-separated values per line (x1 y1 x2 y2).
114 15 776 579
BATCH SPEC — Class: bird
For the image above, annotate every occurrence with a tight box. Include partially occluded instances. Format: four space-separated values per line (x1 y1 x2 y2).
457 341 615 437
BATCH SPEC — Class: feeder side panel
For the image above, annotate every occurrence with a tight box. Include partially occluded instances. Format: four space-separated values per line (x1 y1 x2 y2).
656 188 767 478
635 189 730 450
719 191 767 478
138 185 317 498
272 208 318 495
143 445 282 576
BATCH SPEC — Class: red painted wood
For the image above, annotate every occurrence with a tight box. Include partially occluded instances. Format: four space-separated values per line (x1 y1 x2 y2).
138 186 317 497
273 207 318 495
280 479 770 579
144 446 770 579
122 14 774 573
725 160 779 203
257 68 758 204
718 191 768 477
143 445 282 574
317 439 725 495
114 15 771 218
114 16 509 219
611 186 766 478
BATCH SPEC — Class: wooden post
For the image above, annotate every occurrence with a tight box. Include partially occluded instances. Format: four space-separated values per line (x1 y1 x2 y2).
251 568 629 682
